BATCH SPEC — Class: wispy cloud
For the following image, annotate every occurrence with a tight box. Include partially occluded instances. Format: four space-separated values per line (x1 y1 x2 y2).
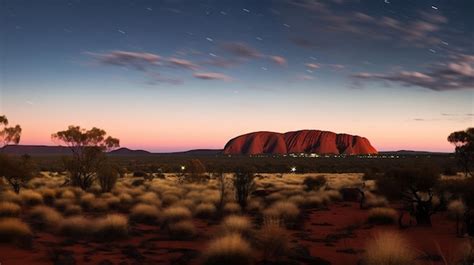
353 54 474 91
90 50 161 70
193 72 232 81
269 55 287 66
221 42 262 59
167 57 198 70
288 0 447 47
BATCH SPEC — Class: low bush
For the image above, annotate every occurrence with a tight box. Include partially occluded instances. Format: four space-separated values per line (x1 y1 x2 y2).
161 206 192 224
29 206 63 229
93 214 128 241
363 232 415 265
20 190 43 206
257 223 291 261
130 203 160 224
167 220 196 239
0 218 32 247
367 207 398 224
263 201 300 228
303 175 326 191
202 233 253 265
195 203 217 218
220 215 253 237
0 202 21 217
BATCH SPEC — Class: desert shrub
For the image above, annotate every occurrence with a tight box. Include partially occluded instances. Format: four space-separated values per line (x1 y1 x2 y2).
63 204 82 216
130 203 160 224
0 202 21 217
247 199 263 212
131 177 145 186
39 188 56 205
303 195 324 208
97 163 119 193
93 214 128 241
29 206 63 229
89 199 109 212
257 223 291 261
118 193 133 205
303 175 326 191
0 154 36 194
20 190 43 206
202 233 253 265
167 220 196 239
288 195 305 206
59 216 92 237
264 201 300 228
195 203 217 218
60 189 76 200
365 192 388 208
377 167 441 226
448 200 466 219
161 194 180 206
367 207 398 224
363 232 415 265
443 165 457 176
0 218 32 246
79 193 95 209
105 196 121 209
1 190 22 204
220 215 253 237
54 198 73 212
223 202 241 215
179 159 208 183
161 206 192 224
233 168 256 210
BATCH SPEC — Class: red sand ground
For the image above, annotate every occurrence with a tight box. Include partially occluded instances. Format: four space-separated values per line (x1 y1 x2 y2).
0 203 468 265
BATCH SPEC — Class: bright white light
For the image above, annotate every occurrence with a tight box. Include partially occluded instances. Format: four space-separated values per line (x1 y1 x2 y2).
291 167 296 172
181 166 186 171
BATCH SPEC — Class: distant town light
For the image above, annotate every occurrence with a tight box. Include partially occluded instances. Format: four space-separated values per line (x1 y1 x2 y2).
291 167 297 172
180 165 186 171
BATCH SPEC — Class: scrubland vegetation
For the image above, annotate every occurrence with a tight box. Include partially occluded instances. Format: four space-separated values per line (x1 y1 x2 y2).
0 121 473 264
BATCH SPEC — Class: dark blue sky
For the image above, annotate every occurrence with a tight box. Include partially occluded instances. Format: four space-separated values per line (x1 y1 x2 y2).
1 0 473 151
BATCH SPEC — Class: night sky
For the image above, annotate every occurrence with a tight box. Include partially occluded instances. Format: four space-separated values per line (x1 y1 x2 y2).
1 0 473 152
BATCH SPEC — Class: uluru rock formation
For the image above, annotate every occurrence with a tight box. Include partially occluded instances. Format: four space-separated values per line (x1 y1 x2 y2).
223 130 377 155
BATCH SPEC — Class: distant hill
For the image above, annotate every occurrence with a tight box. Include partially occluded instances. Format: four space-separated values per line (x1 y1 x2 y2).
379 150 451 156
0 145 72 155
166 149 222 156
0 145 221 156
108 147 151 156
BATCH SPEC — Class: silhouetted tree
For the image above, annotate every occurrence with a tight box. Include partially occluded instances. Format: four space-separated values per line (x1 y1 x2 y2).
0 115 22 148
377 167 441 226
448 128 474 177
0 154 36 193
97 162 120 193
233 167 256 210
52 126 119 190
303 175 327 191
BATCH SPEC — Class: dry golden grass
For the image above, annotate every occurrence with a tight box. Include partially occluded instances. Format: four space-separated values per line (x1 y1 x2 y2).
167 220 196 239
365 192 388 208
20 190 44 206
79 193 96 209
88 199 109 212
93 214 129 240
0 218 32 245
195 202 217 218
220 215 253 237
29 206 63 229
447 200 465 219
130 203 160 224
59 216 92 237
363 231 415 265
137 192 162 207
161 206 192 224
264 201 300 227
223 202 241 215
1 190 22 204
63 204 82 216
367 207 398 225
202 233 253 265
0 202 21 217
257 223 291 260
